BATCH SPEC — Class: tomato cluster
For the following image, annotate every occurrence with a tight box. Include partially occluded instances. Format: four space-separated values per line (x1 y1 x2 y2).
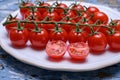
3 1 120 60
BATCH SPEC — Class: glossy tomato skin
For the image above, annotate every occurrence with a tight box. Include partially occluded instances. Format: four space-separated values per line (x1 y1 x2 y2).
46 40 67 59
41 21 55 33
93 24 108 36
20 2 34 18
82 20 93 34
54 3 68 15
107 31 120 50
49 28 68 42
37 2 50 15
60 19 76 33
24 20 41 31
68 29 87 43
71 3 84 15
87 6 99 14
74 12 90 22
5 18 19 33
42 11 60 21
88 32 107 52
29 28 49 49
112 20 120 31
9 29 28 47
60 10 75 20
68 42 89 60
92 12 109 24
24 11 42 20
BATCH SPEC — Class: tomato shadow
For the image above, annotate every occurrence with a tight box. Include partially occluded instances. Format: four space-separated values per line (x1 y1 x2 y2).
29 45 46 51
46 57 66 62
9 44 28 49
107 48 120 53
67 58 87 64
90 50 106 55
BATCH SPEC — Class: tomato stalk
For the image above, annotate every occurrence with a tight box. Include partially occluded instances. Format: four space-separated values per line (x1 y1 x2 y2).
3 19 108 28
55 23 61 32
17 21 23 31
33 22 41 32
75 23 82 33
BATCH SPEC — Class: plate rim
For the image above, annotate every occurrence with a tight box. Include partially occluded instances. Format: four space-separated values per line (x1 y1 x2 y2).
0 1 120 72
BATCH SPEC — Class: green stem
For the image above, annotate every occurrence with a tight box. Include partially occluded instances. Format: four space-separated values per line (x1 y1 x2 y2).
17 21 23 30
34 22 41 32
75 23 80 32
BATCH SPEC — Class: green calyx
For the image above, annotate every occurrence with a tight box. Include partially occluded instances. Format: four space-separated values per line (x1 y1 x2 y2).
33 22 41 33
75 23 82 33
17 21 24 31
54 23 62 32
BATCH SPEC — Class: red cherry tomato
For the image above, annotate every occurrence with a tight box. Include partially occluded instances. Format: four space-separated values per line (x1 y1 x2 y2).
71 3 84 15
49 28 68 42
68 29 87 43
82 20 93 34
60 19 76 33
9 28 28 47
107 31 120 50
24 10 42 20
88 32 107 52
92 12 109 24
20 2 34 18
93 24 108 36
112 20 120 31
37 2 50 15
87 6 99 14
54 3 68 15
29 28 49 49
74 12 90 22
24 21 41 31
5 18 19 33
46 40 67 59
42 11 60 21
42 21 55 33
68 42 89 60
60 10 75 20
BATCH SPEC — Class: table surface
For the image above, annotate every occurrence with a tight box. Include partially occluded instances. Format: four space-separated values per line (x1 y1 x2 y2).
0 0 120 80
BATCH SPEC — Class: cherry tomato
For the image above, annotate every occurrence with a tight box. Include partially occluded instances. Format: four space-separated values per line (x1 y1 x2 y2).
88 32 107 52
49 28 68 42
42 20 55 33
68 42 89 60
5 18 19 33
24 16 41 31
37 2 50 15
9 28 28 48
112 20 120 31
107 31 120 50
82 20 93 34
20 2 34 18
87 6 99 14
60 19 76 33
42 11 60 21
24 10 42 20
92 12 109 24
46 40 67 59
71 3 84 15
93 24 108 36
74 12 90 22
29 28 49 49
54 3 68 15
60 10 75 20
68 29 87 43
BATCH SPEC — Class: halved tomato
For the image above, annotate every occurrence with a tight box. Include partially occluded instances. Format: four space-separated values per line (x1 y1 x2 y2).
68 42 89 60
46 40 67 59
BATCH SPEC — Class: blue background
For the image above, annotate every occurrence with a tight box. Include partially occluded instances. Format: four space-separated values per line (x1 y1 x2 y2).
0 0 120 80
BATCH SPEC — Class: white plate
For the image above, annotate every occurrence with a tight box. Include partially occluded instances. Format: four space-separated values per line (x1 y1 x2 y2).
0 1 120 72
